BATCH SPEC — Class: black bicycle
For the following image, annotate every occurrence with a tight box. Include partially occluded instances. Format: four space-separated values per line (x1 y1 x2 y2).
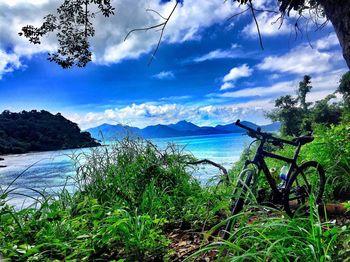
225 120 325 229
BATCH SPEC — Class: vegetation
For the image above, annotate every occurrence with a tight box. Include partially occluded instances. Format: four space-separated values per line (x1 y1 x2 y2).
267 73 348 136
0 139 233 260
1 122 350 260
0 110 100 155
0 75 350 260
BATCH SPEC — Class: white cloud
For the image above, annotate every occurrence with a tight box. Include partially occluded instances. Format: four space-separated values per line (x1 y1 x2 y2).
211 68 346 107
315 33 339 50
192 44 244 62
217 80 296 98
223 64 253 82
66 100 273 130
0 0 49 7
0 50 21 79
257 44 343 75
95 0 236 64
220 82 234 90
152 71 175 80
193 49 236 62
0 0 237 77
243 12 291 37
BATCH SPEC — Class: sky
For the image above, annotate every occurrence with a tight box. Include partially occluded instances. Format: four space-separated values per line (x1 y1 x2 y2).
0 0 347 129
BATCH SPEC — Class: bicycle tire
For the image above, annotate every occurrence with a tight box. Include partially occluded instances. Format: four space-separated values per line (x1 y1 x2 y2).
223 169 254 239
284 161 325 217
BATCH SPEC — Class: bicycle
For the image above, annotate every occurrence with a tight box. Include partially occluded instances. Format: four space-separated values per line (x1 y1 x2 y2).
224 120 325 237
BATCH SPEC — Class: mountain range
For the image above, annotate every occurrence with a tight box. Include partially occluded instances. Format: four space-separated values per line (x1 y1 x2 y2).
87 120 280 141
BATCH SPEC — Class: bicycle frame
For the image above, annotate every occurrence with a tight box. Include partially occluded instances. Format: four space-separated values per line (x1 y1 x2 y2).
243 138 303 199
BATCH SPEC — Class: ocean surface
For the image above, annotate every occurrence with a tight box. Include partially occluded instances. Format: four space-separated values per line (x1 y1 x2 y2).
0 133 251 208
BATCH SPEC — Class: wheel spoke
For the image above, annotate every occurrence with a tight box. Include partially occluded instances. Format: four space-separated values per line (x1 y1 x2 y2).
284 161 325 216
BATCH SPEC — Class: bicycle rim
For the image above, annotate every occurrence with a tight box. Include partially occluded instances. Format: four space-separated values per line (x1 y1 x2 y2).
284 161 325 216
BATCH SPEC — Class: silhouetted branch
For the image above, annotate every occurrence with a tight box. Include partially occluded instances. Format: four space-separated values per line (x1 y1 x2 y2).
146 8 167 20
248 0 264 50
187 159 229 184
227 8 249 21
125 1 179 65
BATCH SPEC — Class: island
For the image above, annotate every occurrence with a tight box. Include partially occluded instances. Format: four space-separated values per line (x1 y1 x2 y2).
0 110 100 155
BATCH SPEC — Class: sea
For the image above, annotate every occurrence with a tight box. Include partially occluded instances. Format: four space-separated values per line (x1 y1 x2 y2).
0 133 252 209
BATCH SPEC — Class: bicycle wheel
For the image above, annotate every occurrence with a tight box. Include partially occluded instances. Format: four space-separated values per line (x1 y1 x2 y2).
284 161 325 216
223 168 255 239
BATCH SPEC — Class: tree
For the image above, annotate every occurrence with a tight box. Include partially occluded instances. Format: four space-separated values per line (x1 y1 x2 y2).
338 71 350 100
298 75 312 112
19 0 350 69
267 95 303 136
310 94 342 125
268 74 346 136
338 71 350 121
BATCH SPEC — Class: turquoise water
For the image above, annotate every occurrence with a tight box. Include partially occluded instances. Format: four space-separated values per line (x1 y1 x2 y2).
0 133 251 208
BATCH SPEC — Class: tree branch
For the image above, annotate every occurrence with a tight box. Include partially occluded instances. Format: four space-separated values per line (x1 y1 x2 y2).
248 0 264 50
124 1 179 65
187 159 229 184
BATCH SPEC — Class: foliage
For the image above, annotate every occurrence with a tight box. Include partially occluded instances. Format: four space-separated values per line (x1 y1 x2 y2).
267 95 303 136
338 71 350 100
302 123 350 200
298 75 313 111
309 95 342 127
268 74 347 136
189 201 350 261
0 110 100 155
0 138 231 260
338 71 350 122
19 0 114 68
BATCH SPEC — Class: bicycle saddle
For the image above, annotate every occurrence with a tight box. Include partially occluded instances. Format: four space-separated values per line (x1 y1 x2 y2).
293 135 314 145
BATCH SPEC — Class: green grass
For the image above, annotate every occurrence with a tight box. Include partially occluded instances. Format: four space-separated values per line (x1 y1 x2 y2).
188 198 350 261
0 138 232 260
1 123 349 261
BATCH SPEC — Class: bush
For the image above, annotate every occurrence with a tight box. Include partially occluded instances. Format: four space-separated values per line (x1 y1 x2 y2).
0 137 231 260
302 123 350 200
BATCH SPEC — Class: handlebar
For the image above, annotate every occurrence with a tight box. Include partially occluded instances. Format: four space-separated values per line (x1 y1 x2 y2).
235 119 297 146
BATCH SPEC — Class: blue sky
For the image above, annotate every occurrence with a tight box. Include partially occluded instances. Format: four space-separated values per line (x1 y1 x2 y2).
0 0 347 129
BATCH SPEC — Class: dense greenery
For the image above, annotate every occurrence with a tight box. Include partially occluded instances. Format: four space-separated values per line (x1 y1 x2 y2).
0 73 350 260
0 110 100 155
0 139 233 260
1 121 350 260
268 72 349 136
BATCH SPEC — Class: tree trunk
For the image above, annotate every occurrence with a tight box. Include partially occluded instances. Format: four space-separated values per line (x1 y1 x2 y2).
319 0 350 69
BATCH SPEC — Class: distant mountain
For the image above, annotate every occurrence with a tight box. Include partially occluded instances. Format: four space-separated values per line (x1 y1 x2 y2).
87 120 280 141
261 122 281 132
88 123 141 140
141 124 183 138
168 120 201 132
215 121 258 133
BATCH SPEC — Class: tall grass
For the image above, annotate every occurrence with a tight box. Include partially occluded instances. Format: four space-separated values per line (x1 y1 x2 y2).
1 129 350 260
0 137 232 260
189 199 350 261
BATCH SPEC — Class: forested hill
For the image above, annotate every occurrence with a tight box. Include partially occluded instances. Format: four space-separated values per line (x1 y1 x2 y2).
0 110 100 155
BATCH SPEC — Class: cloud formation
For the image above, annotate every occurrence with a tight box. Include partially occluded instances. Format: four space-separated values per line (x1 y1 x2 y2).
0 0 239 78
220 64 253 90
192 44 243 62
152 71 175 80
242 12 291 38
257 41 343 75
0 50 21 79
66 100 272 130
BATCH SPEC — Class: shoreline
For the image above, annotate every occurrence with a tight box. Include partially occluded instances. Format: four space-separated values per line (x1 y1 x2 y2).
0 157 6 168
0 144 102 158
